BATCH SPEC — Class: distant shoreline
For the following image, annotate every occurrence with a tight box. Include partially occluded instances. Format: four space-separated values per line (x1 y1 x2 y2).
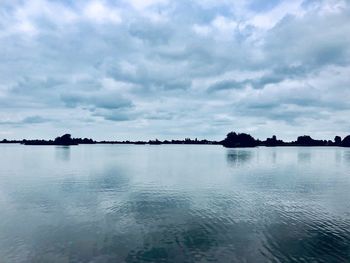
0 143 348 148
1 132 350 148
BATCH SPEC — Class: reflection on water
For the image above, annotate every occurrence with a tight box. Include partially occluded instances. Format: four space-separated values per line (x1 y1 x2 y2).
344 150 350 165
226 149 253 167
335 150 342 163
0 145 350 262
298 149 311 163
55 146 71 162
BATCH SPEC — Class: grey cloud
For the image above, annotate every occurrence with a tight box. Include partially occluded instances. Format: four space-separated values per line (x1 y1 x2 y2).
145 112 175 120
234 103 328 124
11 77 64 95
249 0 282 12
249 65 309 89
207 65 308 93
61 92 133 110
60 89 136 122
93 110 135 122
250 74 285 89
105 60 192 93
0 115 53 126
207 80 246 92
263 9 350 69
0 77 101 109
22 115 52 124
129 22 173 45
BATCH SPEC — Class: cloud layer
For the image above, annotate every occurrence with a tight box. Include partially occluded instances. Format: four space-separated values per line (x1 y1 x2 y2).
0 0 350 140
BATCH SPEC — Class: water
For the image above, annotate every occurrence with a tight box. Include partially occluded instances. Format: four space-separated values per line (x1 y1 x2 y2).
0 144 350 263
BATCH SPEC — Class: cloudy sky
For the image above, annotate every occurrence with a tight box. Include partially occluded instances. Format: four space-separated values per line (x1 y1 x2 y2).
0 0 349 141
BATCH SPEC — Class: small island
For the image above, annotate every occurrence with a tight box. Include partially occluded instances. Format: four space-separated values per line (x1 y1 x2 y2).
222 132 350 148
21 134 94 146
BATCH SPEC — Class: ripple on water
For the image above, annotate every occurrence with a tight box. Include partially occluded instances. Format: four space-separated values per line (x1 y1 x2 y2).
1 145 350 262
260 203 350 262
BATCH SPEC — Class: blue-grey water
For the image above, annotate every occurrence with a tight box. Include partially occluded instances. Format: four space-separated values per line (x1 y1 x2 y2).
0 144 350 263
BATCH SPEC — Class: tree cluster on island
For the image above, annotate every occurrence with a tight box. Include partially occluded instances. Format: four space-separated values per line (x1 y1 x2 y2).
13 134 94 146
222 132 350 148
1 132 350 147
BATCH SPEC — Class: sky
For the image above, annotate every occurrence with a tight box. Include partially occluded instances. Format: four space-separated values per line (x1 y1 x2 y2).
0 0 349 141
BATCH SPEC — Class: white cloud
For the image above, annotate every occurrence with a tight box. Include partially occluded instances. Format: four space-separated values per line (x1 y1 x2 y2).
83 1 121 24
15 20 38 36
128 0 169 10
192 24 211 36
248 0 305 30
212 16 238 32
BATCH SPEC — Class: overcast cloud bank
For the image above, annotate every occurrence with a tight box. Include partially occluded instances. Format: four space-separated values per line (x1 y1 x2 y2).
0 0 349 140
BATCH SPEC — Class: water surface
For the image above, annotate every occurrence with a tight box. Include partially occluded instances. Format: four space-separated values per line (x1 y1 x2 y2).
0 145 350 262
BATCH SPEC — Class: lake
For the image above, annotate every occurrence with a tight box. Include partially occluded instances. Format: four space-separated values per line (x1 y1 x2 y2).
0 144 350 262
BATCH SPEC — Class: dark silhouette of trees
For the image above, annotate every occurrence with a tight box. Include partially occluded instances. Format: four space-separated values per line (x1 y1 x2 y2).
73 138 95 144
1 139 21 144
21 139 54 145
264 135 285 147
221 132 350 148
341 135 350 147
294 135 326 146
134 141 147 145
1 131 350 148
149 139 162 145
54 134 77 145
334 136 342 146
20 134 95 145
222 132 258 148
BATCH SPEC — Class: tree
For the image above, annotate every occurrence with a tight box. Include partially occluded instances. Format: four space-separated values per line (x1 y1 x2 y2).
341 135 350 147
54 134 74 145
222 132 258 148
334 136 342 146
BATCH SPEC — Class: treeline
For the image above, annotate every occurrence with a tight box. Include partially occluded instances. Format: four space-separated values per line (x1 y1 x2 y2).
91 138 220 145
5 134 95 146
222 132 350 148
1 132 350 147
0 134 219 146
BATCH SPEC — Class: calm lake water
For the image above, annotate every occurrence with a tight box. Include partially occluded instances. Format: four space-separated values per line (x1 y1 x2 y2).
0 144 350 263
